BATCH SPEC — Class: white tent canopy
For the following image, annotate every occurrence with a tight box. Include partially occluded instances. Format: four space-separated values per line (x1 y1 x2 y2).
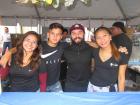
0 0 140 27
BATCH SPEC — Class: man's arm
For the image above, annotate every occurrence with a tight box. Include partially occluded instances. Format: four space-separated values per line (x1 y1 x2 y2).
0 47 17 68
86 41 99 48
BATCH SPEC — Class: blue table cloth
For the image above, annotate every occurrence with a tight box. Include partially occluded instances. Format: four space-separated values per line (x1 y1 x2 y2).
0 92 140 105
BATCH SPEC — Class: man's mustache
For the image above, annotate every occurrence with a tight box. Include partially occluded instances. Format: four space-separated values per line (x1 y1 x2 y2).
73 37 83 40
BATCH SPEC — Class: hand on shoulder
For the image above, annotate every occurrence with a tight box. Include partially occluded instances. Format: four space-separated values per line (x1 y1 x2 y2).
86 41 99 48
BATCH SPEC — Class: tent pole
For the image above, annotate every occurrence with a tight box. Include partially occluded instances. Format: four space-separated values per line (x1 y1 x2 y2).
15 16 17 34
88 17 91 30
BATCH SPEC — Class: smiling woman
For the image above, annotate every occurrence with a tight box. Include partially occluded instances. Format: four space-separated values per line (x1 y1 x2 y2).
7 31 47 92
87 27 129 92
15 31 40 68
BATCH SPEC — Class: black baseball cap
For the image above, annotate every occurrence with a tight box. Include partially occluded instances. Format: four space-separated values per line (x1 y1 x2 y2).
112 22 126 33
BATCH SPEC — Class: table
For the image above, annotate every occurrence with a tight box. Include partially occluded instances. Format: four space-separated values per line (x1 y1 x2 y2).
128 61 140 75
128 61 140 84
128 61 140 72
128 65 140 73
0 92 140 105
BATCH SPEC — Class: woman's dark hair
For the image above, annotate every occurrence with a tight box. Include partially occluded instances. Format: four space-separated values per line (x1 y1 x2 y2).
49 23 64 33
15 31 41 71
94 27 120 61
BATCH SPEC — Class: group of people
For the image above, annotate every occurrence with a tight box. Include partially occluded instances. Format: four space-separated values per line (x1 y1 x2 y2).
0 21 132 92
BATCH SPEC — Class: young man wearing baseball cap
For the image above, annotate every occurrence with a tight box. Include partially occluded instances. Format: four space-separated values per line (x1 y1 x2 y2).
111 22 132 59
63 24 93 92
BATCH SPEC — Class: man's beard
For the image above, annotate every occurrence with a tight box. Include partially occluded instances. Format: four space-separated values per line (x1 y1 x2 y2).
72 37 84 44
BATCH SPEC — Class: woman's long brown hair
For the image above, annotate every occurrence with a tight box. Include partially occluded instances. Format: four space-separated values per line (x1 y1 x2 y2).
15 31 41 71
94 27 120 61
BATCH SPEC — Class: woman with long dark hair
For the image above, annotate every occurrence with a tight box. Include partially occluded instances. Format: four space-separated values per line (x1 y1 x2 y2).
9 31 47 92
87 27 128 92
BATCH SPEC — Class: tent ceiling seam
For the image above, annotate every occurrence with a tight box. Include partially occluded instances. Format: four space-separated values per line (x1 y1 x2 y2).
1 16 125 21
33 4 41 20
115 0 127 21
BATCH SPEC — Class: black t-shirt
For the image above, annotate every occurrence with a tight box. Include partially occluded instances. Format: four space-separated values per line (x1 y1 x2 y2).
41 41 64 86
64 41 93 87
112 33 132 59
10 55 47 92
90 48 128 87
